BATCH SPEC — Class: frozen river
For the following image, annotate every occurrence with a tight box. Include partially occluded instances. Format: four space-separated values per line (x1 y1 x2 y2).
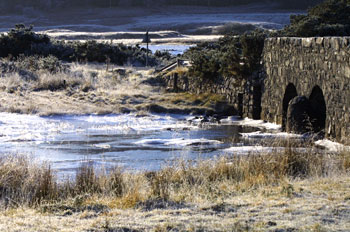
0 112 319 176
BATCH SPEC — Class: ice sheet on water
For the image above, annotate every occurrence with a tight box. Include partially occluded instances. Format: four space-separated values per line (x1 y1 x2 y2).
135 138 223 147
224 146 308 155
0 112 318 175
240 131 302 139
220 117 281 131
141 44 194 55
80 114 197 133
93 144 112 149
0 113 69 143
0 113 198 144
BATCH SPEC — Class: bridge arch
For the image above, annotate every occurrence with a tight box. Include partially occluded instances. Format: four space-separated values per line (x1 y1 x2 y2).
261 37 350 144
309 85 326 134
282 83 298 131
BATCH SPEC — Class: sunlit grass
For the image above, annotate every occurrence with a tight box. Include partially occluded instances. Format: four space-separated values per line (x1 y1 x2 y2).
0 149 349 231
0 147 349 210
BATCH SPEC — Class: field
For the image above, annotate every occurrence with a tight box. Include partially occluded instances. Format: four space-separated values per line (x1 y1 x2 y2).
0 60 229 116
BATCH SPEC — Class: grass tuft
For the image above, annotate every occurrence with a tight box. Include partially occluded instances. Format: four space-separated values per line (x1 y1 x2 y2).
0 148 348 210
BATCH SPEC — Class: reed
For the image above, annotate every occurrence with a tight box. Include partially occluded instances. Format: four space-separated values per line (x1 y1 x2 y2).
0 147 348 209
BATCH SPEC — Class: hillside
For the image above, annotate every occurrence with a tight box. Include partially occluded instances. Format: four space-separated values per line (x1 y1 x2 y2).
0 0 322 13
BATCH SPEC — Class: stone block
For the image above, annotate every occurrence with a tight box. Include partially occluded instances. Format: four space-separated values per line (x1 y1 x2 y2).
299 61 304 70
316 37 324 45
324 39 331 48
302 38 313 48
331 38 340 51
345 66 350 78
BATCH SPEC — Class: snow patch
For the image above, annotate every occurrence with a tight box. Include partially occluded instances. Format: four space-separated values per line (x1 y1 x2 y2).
315 139 350 152
220 117 281 131
224 146 284 154
240 131 302 139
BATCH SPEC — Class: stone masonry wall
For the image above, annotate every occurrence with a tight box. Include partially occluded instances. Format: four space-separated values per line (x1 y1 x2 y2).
164 73 260 118
262 37 350 144
163 37 350 144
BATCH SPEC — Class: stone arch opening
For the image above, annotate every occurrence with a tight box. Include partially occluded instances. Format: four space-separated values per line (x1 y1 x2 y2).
282 83 298 131
309 86 326 133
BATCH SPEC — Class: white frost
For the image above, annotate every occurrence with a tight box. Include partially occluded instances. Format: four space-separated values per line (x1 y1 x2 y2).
223 146 284 154
315 139 350 152
240 131 302 139
220 117 281 131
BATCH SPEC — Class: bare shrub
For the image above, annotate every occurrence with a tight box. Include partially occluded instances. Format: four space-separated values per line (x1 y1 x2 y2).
75 162 100 194
33 73 83 91
0 155 57 207
147 170 171 200
104 168 124 197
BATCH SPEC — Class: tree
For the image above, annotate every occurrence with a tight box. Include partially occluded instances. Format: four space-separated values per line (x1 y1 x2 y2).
280 0 350 36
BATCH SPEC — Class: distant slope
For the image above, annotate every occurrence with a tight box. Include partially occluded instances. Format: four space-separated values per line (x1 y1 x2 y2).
0 0 323 13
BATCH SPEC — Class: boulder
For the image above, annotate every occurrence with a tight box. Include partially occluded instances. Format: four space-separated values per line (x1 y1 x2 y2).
286 96 313 134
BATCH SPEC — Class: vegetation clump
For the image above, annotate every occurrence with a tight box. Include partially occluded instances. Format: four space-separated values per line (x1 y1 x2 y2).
280 0 350 36
0 24 162 66
0 148 348 209
183 0 350 85
184 30 266 84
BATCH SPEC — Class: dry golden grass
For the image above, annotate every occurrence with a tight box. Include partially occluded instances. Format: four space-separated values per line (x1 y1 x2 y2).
170 92 226 108
0 148 349 206
0 149 349 231
0 62 224 116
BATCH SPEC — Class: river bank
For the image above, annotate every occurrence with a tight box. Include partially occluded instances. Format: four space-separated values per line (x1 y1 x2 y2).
0 150 349 231
0 62 233 117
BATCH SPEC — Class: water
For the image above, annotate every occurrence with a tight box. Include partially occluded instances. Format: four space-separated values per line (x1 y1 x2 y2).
0 112 312 176
140 44 193 56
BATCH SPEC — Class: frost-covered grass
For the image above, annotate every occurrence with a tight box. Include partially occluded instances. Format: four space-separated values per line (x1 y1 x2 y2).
0 59 159 115
0 59 230 116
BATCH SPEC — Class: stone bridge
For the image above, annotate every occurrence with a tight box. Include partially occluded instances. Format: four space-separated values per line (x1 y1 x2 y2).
261 37 350 144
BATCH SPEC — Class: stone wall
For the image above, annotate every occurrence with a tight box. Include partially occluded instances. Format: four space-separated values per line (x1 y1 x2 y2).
262 37 350 143
163 37 350 144
164 72 262 118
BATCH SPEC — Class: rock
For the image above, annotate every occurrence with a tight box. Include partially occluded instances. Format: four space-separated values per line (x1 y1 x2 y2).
146 104 167 114
286 96 313 134
213 101 236 117
267 221 277 227
201 203 236 213
136 198 188 211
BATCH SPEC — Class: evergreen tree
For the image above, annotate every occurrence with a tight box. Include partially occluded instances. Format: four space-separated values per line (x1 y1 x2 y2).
281 0 350 36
